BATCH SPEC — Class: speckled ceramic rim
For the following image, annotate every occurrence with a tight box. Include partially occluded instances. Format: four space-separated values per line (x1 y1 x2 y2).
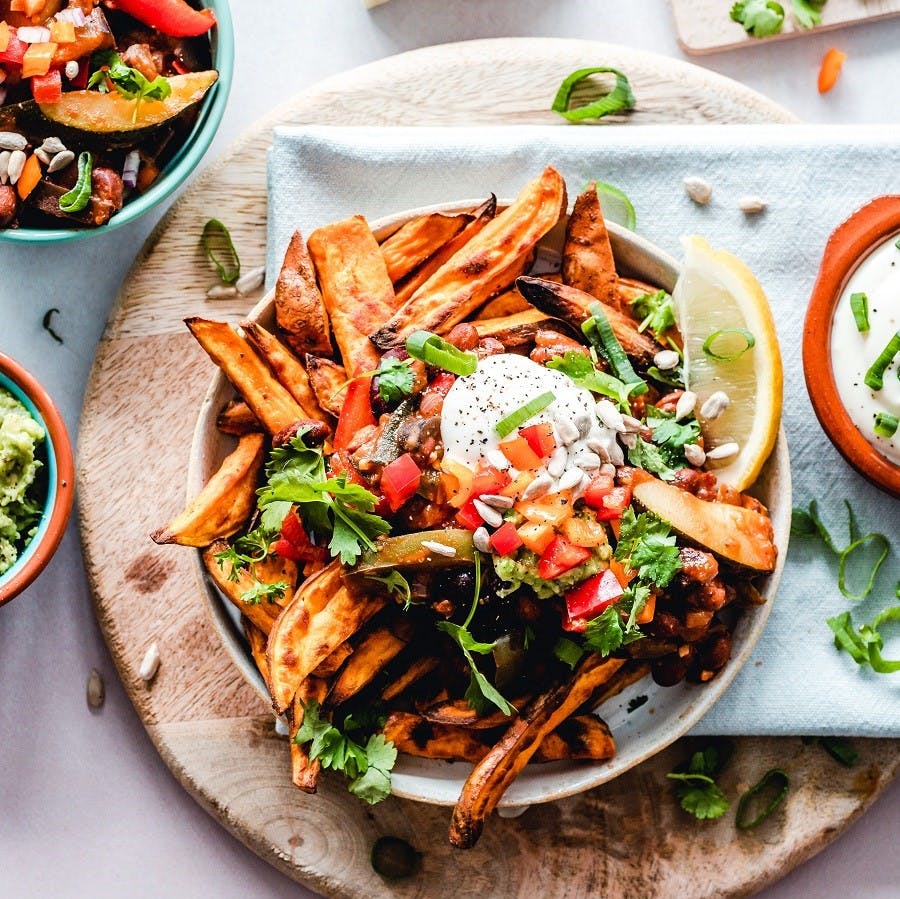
0 0 234 245
0 352 74 606
803 195 900 498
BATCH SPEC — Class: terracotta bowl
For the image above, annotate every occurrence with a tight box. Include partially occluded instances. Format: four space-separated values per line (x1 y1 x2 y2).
189 201 791 808
803 196 900 498
0 352 75 607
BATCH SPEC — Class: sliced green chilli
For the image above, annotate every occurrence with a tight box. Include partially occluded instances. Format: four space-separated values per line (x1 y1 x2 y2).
702 328 756 362
551 67 636 122
202 219 241 284
736 769 789 830
495 391 556 438
58 151 93 214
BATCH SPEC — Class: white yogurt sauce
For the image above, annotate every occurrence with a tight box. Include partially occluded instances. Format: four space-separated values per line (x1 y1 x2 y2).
830 233 900 465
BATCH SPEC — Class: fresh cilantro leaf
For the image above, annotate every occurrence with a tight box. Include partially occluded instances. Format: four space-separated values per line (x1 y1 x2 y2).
627 694 648 713
647 408 701 467
622 582 652 633
214 544 245 582
366 571 413 609
614 508 682 589
730 0 786 37
348 734 397 804
583 605 626 656
547 350 642 410
240 580 288 605
666 746 731 820
629 290 675 340
552 636 585 670
627 437 678 481
88 50 172 122
791 0 826 29
214 528 273 582
377 357 415 405
646 364 684 389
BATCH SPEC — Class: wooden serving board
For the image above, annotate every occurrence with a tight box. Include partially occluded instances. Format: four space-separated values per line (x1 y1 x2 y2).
670 0 900 54
77 38 899 899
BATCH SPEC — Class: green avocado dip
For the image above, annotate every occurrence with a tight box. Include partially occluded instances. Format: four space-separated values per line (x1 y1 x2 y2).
0 389 46 575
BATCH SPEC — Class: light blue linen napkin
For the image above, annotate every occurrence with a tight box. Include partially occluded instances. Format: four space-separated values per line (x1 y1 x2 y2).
268 124 900 737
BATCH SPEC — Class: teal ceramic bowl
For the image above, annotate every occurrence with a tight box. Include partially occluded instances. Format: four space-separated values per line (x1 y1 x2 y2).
0 0 233 244
0 352 74 606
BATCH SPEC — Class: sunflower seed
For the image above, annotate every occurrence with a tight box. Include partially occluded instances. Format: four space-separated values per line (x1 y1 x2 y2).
235 265 265 295
421 539 458 557
47 149 75 174
700 391 729 420
619 432 638 450
485 448 510 471
675 390 697 421
555 416 580 446
547 446 568 479
207 284 238 299
86 668 105 709
557 467 584 491
521 472 552 500
599 463 617 478
478 493 514 510
6 149 25 185
684 176 712 206
573 450 603 471
64 60 80 81
139 642 161 682
35 147 52 166
574 411 593 439
40 136 66 155
684 443 706 467
738 195 767 215
653 349 680 371
0 132 27 152
472 498 503 528
0 151 9 185
595 399 626 432
472 526 491 553
706 441 739 461
621 415 644 433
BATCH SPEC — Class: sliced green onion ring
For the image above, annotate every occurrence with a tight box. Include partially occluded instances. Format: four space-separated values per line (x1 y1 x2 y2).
818 737 858 768
58 151 93 214
405 331 478 377
864 331 900 391
837 531 889 600
495 391 556 438
583 303 647 395
551 67 636 123
702 328 756 362
594 181 636 231
865 606 900 673
202 219 241 284
850 292 870 332
736 769 789 830
874 412 899 438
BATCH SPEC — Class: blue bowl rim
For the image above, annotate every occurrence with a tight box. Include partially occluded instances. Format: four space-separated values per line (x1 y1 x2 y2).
0 0 234 244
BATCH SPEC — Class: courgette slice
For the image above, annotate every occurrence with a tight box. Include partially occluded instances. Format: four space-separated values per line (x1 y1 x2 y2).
353 529 476 575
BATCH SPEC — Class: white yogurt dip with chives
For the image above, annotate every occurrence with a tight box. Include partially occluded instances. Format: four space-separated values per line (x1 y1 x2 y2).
830 234 900 465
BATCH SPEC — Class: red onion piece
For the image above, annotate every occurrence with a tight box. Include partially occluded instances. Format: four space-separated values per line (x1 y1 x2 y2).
122 150 140 190
17 26 52 43
54 8 87 26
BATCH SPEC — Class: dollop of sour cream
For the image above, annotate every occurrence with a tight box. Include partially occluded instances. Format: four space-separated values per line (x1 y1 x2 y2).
440 353 596 468
830 234 900 466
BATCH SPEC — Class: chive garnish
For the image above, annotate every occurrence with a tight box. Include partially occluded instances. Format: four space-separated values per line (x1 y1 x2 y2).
582 303 647 395
58 151 93 214
405 331 478 377
735 769 789 830
551 67 636 122
864 331 900 391
827 606 900 674
702 328 756 362
495 391 556 438
874 412 899 438
849 292 870 332
202 219 241 284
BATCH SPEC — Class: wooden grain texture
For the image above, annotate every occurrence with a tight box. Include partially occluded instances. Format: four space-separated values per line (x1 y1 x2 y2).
77 38 896 899
670 0 900 54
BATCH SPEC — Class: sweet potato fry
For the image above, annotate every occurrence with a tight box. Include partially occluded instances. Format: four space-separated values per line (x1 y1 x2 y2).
310 641 353 678
290 675 329 793
265 560 387 713
243 618 271 683
475 285 531 320
202 539 297 635
151 433 265 547
381 656 440 702
240 319 326 420
370 168 566 349
562 182 620 309
473 309 579 349
449 654 624 849
380 212 470 283
186 318 307 435
588 661 651 711
275 230 333 357
538 715 615 762
307 216 397 375
421 697 528 730
304 355 347 417
515 277 660 365
393 196 497 306
216 400 261 436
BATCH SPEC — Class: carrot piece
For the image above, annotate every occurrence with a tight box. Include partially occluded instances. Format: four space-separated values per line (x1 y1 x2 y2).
17 154 41 200
636 593 656 625
0 22 10 53
818 48 846 94
21 42 56 78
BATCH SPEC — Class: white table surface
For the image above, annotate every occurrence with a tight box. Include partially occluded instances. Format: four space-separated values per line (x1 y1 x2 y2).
1 2 898 896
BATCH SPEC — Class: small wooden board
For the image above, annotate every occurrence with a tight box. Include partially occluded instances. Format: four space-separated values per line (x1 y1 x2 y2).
77 37 899 898
670 0 900 54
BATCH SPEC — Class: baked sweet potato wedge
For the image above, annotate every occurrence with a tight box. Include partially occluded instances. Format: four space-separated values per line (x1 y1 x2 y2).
275 229 333 357
562 182 620 309
290 675 329 793
370 168 566 348
216 400 261 436
307 216 397 375
380 212 470 283
304 355 347 418
381 656 440 702
243 618 272 683
151 433 265 547
310 641 354 679
475 285 531 320
473 309 579 349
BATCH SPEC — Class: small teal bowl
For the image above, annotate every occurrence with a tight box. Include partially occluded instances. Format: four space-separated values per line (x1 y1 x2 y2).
0 353 75 606
0 0 234 244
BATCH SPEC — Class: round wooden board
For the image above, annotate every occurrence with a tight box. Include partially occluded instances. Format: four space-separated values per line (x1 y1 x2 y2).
78 38 899 899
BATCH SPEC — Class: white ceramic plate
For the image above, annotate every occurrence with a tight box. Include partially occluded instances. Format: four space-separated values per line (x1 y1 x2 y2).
189 201 790 808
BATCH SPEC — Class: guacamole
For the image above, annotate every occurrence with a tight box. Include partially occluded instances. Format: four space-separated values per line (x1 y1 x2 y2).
0 389 46 575
493 546 612 600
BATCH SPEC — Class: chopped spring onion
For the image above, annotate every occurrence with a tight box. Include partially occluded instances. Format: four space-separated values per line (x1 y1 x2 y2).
828 606 900 674
594 181 636 231
735 769 789 830
583 303 648 395
874 412 899 438
849 292 870 332
405 331 477 376
864 331 900 391
702 328 756 362
838 532 889 600
202 219 241 285
818 736 859 768
58 151 93 214
494 391 556 438
551 67 636 123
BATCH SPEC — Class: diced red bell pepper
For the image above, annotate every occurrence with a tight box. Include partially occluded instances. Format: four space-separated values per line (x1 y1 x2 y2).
276 508 327 563
329 449 368 487
582 474 615 509
381 453 422 512
107 0 217 37
489 521 523 556
562 569 624 632
470 464 511 499
537 535 592 581
333 377 376 452
280 508 306 546
499 436 543 471
519 422 556 459
31 69 62 104
427 371 456 397
0 30 27 66
456 499 484 531
594 485 633 522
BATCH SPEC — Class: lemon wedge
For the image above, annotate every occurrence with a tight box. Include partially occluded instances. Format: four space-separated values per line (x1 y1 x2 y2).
673 236 783 491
